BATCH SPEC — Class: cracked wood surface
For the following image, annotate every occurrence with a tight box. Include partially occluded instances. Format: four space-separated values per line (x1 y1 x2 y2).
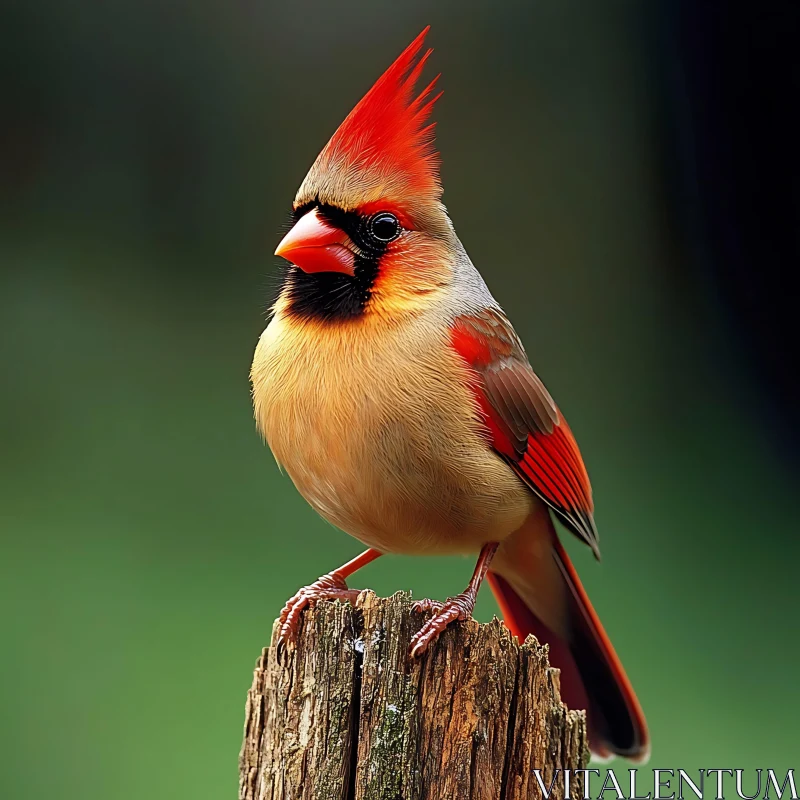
239 591 588 800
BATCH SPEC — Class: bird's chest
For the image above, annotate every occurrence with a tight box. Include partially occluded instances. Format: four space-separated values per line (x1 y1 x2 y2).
251 312 517 552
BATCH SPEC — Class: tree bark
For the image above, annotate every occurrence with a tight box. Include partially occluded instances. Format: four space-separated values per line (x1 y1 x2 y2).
239 591 588 800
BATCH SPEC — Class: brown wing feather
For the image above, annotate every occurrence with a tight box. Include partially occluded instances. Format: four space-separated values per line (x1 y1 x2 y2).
451 308 600 558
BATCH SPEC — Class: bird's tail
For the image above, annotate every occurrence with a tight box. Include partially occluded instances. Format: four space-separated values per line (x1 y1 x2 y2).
488 518 649 761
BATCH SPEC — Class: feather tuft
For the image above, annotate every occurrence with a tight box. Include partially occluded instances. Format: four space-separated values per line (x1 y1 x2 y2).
297 28 443 214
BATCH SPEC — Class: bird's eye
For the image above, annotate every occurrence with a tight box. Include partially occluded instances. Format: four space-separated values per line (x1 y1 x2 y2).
368 212 401 243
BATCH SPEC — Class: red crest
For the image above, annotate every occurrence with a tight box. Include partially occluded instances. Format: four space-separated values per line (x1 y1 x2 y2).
306 28 443 208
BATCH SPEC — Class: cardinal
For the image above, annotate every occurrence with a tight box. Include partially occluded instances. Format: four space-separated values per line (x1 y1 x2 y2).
251 28 649 761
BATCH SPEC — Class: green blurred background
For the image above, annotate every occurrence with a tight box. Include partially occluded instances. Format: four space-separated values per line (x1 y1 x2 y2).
2 1 798 797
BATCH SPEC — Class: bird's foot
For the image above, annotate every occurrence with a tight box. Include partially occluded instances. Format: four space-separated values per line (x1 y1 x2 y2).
276 574 360 660
409 590 477 658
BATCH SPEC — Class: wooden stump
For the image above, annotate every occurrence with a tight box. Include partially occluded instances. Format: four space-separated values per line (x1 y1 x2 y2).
239 591 588 800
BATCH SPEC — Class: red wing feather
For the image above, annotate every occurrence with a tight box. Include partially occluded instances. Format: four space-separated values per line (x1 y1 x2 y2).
451 309 600 558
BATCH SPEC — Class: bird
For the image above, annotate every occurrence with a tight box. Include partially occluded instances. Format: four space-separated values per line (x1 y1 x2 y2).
250 27 649 762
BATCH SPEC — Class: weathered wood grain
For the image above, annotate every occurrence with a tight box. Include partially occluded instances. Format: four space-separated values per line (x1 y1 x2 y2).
239 591 588 800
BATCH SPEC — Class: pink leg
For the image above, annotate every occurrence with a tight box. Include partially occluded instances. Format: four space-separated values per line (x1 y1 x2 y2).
409 542 499 658
276 548 382 655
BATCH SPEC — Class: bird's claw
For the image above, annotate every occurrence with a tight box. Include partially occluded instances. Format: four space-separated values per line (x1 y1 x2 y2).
411 597 446 614
409 592 476 658
275 573 360 661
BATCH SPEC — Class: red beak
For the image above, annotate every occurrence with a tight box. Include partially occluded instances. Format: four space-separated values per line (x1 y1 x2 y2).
275 208 356 275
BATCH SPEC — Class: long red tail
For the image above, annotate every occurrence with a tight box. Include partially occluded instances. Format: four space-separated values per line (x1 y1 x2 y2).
488 539 649 761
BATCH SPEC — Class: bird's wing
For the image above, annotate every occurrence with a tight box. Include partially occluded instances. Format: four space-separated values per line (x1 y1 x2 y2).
450 308 600 558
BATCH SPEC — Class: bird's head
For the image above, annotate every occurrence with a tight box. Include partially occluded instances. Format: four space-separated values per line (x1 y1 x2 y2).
274 28 455 323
